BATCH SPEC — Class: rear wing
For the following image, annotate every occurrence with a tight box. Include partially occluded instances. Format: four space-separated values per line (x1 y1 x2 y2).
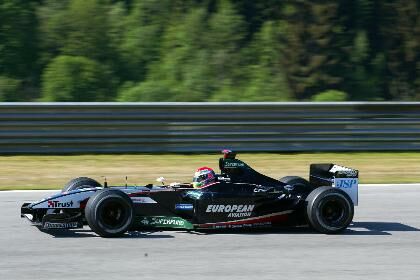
310 164 359 206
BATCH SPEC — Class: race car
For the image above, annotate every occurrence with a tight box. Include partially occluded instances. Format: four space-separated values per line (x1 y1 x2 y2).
21 150 359 237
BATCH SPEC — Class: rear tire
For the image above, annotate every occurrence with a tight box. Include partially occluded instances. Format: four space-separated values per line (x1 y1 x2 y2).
62 177 102 192
85 189 133 237
305 186 354 234
279 176 313 192
279 176 310 186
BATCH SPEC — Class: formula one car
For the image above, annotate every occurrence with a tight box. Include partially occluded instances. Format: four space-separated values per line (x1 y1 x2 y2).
21 150 359 237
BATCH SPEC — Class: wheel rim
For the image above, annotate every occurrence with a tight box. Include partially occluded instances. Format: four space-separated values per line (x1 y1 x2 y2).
320 199 346 227
98 199 129 229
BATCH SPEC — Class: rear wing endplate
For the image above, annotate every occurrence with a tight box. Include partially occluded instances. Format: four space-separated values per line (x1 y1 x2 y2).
310 164 359 206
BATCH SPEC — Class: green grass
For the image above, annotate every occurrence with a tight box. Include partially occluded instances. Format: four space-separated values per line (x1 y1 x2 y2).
0 152 419 190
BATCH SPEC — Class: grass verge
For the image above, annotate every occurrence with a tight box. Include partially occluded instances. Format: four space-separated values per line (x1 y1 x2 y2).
0 152 419 190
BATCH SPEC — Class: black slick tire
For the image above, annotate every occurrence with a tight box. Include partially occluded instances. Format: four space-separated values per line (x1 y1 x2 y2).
279 176 311 188
85 189 133 237
62 177 102 192
305 186 354 234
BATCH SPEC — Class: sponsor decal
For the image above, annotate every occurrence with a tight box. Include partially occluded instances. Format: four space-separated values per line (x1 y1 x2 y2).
217 176 231 182
47 200 74 208
139 216 193 229
228 222 272 229
184 191 203 200
224 162 245 168
32 191 96 210
284 185 294 191
253 187 267 193
175 204 194 210
206 204 255 218
330 165 358 177
198 210 293 229
335 178 358 189
339 170 358 177
130 197 157 204
43 222 79 229
154 218 185 226
334 178 358 206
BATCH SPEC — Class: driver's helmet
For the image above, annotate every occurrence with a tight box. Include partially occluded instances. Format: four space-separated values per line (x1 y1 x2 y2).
193 167 216 188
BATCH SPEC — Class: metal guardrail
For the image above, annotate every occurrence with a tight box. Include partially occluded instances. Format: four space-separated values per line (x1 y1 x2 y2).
1 102 420 154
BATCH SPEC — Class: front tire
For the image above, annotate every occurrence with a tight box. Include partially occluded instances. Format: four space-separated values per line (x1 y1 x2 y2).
62 177 102 192
305 186 354 234
85 189 133 237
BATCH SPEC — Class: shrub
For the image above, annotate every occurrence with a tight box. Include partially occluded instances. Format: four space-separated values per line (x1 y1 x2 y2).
0 76 22 101
312 90 348 102
117 80 173 101
42 55 113 101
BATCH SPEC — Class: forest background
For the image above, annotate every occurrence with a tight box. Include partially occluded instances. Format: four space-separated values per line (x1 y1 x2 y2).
0 0 419 102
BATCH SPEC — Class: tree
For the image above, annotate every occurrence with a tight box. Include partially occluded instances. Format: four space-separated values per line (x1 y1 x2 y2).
42 55 114 101
1 0 419 102
379 0 420 100
0 0 38 77
232 0 284 35
38 0 112 63
140 0 248 102
37 0 71 65
336 0 387 101
345 30 386 100
242 21 290 101
63 0 111 61
128 6 213 101
0 76 22 101
207 0 246 90
279 1 348 100
0 0 39 100
116 0 172 82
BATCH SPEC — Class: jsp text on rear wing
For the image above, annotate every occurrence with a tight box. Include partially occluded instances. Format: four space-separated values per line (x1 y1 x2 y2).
310 164 359 206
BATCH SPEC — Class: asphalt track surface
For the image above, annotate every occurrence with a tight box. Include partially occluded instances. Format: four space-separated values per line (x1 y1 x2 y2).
1 185 420 280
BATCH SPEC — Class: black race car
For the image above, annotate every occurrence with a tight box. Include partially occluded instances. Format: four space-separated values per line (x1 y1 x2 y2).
21 150 359 237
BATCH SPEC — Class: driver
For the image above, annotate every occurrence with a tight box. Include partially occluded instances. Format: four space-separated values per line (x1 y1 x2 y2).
193 167 216 188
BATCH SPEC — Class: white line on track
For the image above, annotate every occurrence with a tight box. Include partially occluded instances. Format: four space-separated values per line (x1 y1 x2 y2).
0 189 59 193
360 183 420 187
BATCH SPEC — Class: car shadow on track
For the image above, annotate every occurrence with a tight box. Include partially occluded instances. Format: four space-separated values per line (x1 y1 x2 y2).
38 228 97 238
37 222 420 238
37 227 175 239
344 221 420 236
185 222 420 236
